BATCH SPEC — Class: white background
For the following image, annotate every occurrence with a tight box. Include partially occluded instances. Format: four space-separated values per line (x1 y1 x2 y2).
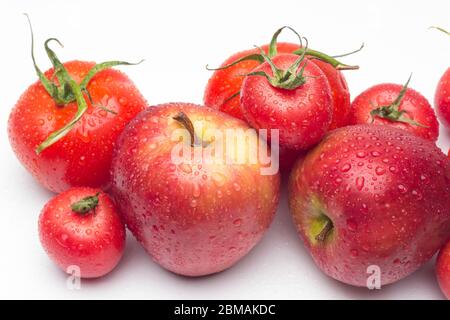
0 0 449 300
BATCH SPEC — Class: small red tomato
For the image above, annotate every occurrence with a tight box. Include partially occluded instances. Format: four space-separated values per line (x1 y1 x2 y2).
8 21 147 193
241 53 332 151
204 27 356 130
437 240 450 299
350 76 439 141
435 67 450 129
39 188 125 278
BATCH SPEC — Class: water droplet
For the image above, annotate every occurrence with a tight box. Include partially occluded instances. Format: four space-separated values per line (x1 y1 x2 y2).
397 184 407 194
212 172 226 187
347 219 357 231
351 249 359 257
192 184 201 198
340 163 351 172
389 166 397 173
356 151 366 158
233 182 241 192
375 166 386 176
371 151 381 157
190 199 198 208
179 163 192 174
233 219 242 226
356 176 365 190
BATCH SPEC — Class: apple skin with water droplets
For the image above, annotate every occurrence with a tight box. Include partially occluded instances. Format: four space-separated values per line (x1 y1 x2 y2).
240 54 333 151
288 124 450 287
8 61 148 193
435 67 450 130
111 103 280 276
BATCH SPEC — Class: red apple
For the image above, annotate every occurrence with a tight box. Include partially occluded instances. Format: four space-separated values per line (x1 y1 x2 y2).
111 103 280 276
289 124 450 287
436 240 450 299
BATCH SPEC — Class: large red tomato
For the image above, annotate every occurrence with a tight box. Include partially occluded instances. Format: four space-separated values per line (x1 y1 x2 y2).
8 35 147 193
204 27 355 130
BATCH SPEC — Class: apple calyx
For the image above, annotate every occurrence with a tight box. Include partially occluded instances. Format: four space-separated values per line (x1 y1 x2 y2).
172 112 209 148
25 14 142 154
370 74 428 128
71 192 100 215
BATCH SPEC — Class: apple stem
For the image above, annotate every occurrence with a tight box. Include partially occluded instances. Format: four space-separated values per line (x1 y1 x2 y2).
71 192 100 215
315 219 333 242
173 112 209 148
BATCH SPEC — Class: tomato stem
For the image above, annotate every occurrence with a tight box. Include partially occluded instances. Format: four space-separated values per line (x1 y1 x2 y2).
369 74 428 128
71 192 100 214
206 26 361 72
430 26 450 36
24 14 142 154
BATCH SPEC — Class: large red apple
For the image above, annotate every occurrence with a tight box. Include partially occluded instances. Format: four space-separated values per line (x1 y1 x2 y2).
111 103 280 276
436 240 450 299
289 124 450 287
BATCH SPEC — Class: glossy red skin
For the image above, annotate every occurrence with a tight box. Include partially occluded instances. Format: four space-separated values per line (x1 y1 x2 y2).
435 67 450 129
8 60 148 193
204 42 350 130
350 83 439 141
312 59 350 130
289 124 450 287
39 188 126 278
436 240 450 299
204 43 298 120
111 103 280 276
241 54 332 151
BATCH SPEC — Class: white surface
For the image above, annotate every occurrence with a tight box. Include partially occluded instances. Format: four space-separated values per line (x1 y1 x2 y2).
0 0 449 300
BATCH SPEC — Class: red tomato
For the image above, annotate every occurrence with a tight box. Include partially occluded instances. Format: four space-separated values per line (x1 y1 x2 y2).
312 59 351 130
39 188 125 278
350 80 439 141
436 239 450 299
204 43 298 120
435 67 450 129
8 60 147 192
204 43 351 130
241 54 332 151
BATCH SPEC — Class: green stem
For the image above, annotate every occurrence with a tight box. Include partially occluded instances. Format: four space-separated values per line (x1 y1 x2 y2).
430 26 450 36
71 192 100 214
36 79 89 153
369 74 428 128
293 47 359 70
25 14 143 154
